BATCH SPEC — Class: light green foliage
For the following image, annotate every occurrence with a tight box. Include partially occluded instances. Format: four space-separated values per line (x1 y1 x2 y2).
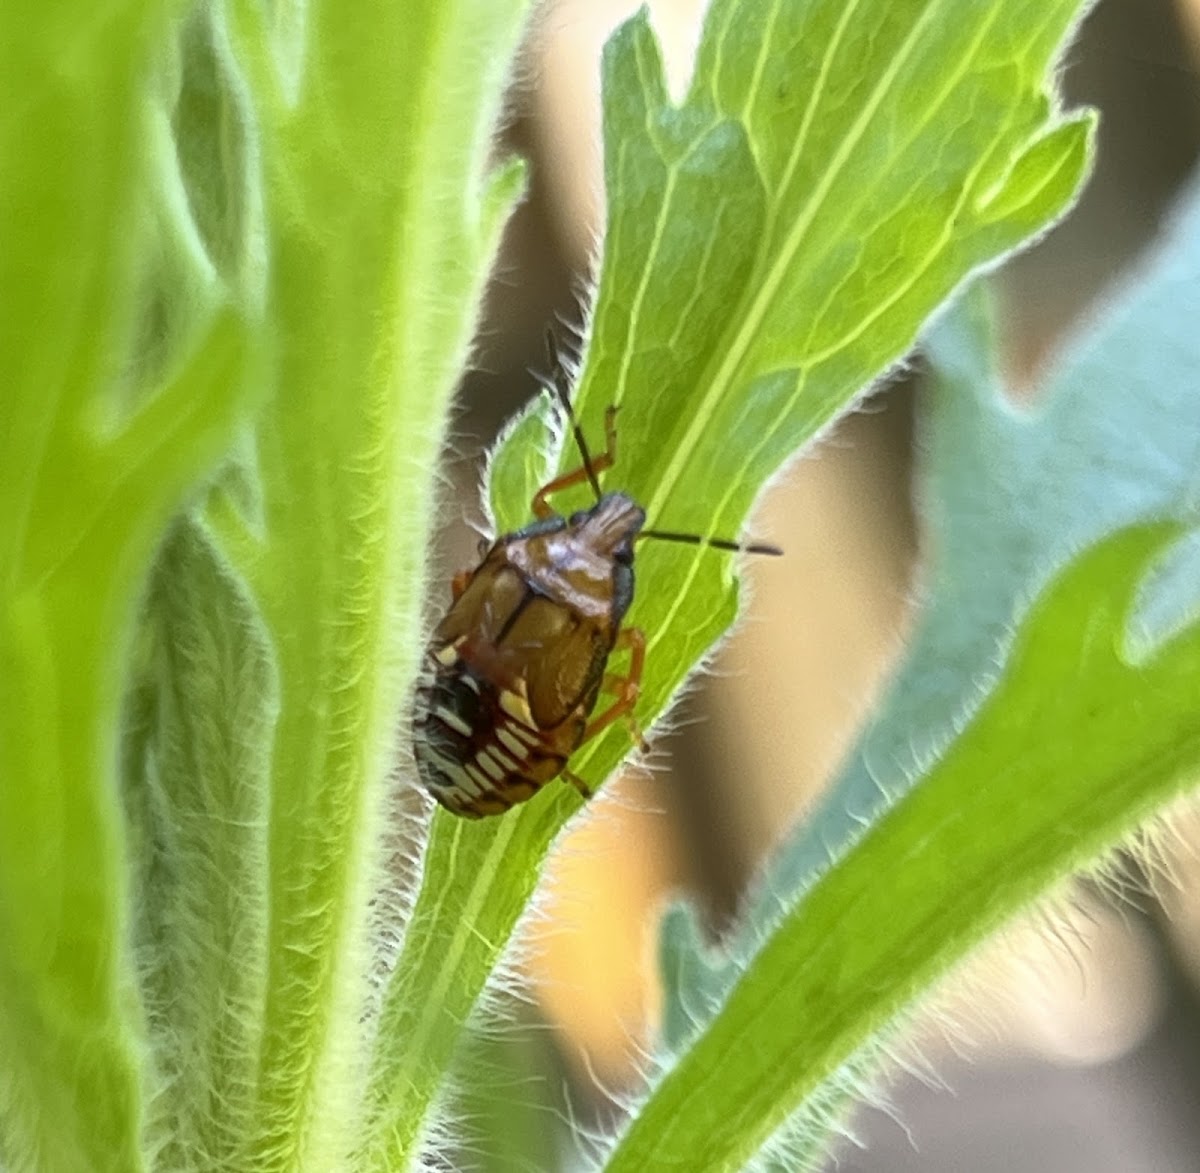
375 0 1094 1163
0 2 259 1168
1 0 529 1169
768 180 1200 906
12 0 1181 1169
642 177 1200 1169
616 524 1200 1173
198 2 529 1165
130 518 277 1169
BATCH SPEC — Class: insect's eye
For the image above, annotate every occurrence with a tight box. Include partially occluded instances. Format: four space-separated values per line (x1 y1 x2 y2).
569 510 588 526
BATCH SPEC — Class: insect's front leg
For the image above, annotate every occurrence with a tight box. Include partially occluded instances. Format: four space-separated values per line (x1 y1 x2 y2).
531 405 619 518
582 625 647 750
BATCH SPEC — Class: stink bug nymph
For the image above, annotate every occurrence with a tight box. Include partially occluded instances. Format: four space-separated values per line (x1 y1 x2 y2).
413 332 781 819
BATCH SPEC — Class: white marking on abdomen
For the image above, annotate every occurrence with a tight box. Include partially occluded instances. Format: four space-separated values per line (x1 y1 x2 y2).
420 745 483 797
466 764 492 793
488 744 522 773
496 727 528 756
434 706 473 738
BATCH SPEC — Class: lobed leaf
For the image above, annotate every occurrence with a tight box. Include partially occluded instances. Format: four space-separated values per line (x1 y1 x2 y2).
380 0 1096 1163
609 523 1200 1171
648 168 1200 1168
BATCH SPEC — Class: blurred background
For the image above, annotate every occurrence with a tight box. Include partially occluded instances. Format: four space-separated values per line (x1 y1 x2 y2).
432 0 1200 1167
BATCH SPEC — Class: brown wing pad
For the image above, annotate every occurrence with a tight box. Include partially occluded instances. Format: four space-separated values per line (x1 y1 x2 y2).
513 603 608 730
436 563 526 646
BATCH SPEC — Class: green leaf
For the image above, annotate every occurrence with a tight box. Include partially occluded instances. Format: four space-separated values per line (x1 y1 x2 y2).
788 164 1200 911
127 516 277 1166
362 791 579 1173
647 167 1200 1170
447 1022 568 1173
530 0 1094 788
49 0 536 1168
121 1 535 1169
608 523 1200 1172
0 3 261 1168
376 0 1094 1164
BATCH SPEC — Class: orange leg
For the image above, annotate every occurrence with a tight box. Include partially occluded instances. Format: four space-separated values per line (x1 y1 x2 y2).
582 626 647 750
531 406 619 518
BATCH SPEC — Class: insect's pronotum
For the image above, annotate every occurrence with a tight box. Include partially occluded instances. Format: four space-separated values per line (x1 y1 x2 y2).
413 332 781 818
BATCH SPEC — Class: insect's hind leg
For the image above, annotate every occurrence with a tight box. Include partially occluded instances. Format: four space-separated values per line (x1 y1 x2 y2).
582 626 647 751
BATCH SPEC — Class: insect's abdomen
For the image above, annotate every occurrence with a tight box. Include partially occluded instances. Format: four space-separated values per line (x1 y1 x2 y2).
413 659 576 818
412 541 616 817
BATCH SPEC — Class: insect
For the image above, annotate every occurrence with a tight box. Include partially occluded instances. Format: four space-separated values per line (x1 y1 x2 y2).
413 332 781 818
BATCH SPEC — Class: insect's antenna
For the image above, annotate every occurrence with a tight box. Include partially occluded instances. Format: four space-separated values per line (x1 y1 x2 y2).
639 528 783 557
545 328 603 503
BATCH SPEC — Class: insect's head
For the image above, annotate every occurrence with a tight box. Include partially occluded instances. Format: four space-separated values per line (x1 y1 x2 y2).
544 327 782 562
568 492 646 561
